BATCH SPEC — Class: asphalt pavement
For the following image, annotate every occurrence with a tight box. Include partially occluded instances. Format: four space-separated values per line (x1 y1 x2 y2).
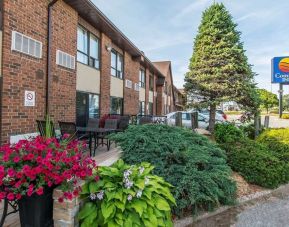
227 115 289 128
234 196 289 227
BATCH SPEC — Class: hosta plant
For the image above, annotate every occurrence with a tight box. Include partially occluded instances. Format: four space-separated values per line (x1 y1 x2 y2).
79 159 176 227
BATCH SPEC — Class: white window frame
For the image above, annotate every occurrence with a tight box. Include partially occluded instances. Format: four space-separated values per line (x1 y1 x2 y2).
11 31 42 58
56 50 75 70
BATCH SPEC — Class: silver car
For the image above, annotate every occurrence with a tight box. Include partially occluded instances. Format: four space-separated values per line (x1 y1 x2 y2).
166 112 210 129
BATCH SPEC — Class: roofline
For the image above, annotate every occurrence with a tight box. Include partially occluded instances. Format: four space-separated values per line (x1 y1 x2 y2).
64 0 165 78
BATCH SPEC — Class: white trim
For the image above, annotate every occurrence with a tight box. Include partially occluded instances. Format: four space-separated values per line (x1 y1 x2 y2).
11 31 42 58
10 132 39 144
134 83 140 92
56 50 75 70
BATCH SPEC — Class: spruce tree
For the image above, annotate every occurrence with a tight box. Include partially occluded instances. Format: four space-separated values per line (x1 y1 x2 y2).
185 3 258 132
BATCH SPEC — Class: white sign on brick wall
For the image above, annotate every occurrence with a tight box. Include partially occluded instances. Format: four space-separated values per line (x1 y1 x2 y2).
24 90 35 107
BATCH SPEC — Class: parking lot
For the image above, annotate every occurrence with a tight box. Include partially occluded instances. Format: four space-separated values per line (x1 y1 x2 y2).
227 115 289 128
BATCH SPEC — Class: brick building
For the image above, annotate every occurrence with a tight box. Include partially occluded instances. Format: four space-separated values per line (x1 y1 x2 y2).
0 0 177 144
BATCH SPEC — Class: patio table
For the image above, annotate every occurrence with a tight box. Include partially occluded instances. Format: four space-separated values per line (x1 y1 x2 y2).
77 127 116 156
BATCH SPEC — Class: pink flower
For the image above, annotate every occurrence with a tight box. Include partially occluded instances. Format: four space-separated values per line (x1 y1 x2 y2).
36 187 44 196
13 156 21 163
7 193 14 201
58 197 64 203
0 165 5 173
0 192 6 200
16 194 22 200
7 168 15 177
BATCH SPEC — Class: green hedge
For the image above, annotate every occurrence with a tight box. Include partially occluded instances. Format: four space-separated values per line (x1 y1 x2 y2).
110 124 236 216
215 124 289 189
257 128 289 161
215 123 244 144
227 140 288 188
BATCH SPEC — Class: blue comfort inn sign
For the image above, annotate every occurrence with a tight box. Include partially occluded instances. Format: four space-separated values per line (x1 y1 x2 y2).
272 57 289 83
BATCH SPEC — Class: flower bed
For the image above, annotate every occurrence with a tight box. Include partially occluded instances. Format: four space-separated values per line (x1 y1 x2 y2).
109 124 236 216
0 136 96 201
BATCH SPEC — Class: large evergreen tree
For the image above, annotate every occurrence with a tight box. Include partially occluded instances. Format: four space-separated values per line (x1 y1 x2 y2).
185 3 259 131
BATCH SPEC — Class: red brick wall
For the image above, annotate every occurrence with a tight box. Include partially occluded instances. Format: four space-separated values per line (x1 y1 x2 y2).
145 68 150 114
99 33 111 116
1 0 48 143
0 0 77 143
123 52 139 115
50 1 77 123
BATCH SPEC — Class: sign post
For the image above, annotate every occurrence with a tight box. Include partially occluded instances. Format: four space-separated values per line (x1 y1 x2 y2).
272 57 289 118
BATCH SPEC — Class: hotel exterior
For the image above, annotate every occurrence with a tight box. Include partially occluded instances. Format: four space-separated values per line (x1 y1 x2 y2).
0 0 177 144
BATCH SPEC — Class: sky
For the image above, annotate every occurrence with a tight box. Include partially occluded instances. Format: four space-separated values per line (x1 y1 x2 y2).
91 0 289 95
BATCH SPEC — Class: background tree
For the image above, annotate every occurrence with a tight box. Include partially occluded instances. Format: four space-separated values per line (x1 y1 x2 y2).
184 3 259 132
283 94 289 111
256 89 278 113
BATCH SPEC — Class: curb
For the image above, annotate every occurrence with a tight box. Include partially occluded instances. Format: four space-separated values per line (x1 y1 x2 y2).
174 183 289 227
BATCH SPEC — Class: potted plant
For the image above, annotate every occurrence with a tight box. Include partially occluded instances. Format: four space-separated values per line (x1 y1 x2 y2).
79 160 176 227
0 136 96 227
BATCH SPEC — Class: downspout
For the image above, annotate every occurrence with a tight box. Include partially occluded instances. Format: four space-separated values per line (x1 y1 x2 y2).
0 0 3 145
46 0 59 116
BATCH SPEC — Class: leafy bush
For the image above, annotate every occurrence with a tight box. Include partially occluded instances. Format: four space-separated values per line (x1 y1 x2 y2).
79 160 175 227
227 140 288 188
215 124 289 188
215 123 244 144
281 114 289 119
110 124 236 216
257 128 289 161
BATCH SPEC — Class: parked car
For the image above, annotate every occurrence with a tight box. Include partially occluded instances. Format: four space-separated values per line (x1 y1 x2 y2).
188 109 227 122
166 111 210 129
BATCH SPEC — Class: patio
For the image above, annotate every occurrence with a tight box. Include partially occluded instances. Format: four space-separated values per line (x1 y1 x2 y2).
0 145 121 227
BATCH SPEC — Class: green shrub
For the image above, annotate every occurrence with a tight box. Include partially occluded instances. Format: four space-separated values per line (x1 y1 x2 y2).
257 128 289 161
79 160 175 227
215 123 244 144
281 114 289 119
227 140 288 188
239 123 255 140
110 124 236 216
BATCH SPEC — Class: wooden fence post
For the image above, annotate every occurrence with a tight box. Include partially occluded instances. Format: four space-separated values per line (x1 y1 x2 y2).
175 112 182 127
191 112 198 131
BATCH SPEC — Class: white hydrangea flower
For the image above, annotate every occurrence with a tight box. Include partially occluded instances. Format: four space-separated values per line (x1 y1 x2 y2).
89 193 97 201
123 169 132 179
124 179 134 189
139 166 145 175
96 190 104 200
127 194 133 201
136 190 143 198
145 177 150 185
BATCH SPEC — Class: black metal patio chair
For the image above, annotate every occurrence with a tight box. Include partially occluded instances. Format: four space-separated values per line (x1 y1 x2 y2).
58 121 87 141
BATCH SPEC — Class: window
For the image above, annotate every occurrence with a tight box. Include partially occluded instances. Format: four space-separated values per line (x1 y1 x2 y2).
125 79 132 89
111 50 123 79
148 102 153 115
88 94 99 118
56 50 75 70
11 31 42 58
149 75 154 91
164 82 168 94
110 97 123 115
139 69 145 88
139 101 145 115
77 26 100 69
76 92 99 127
